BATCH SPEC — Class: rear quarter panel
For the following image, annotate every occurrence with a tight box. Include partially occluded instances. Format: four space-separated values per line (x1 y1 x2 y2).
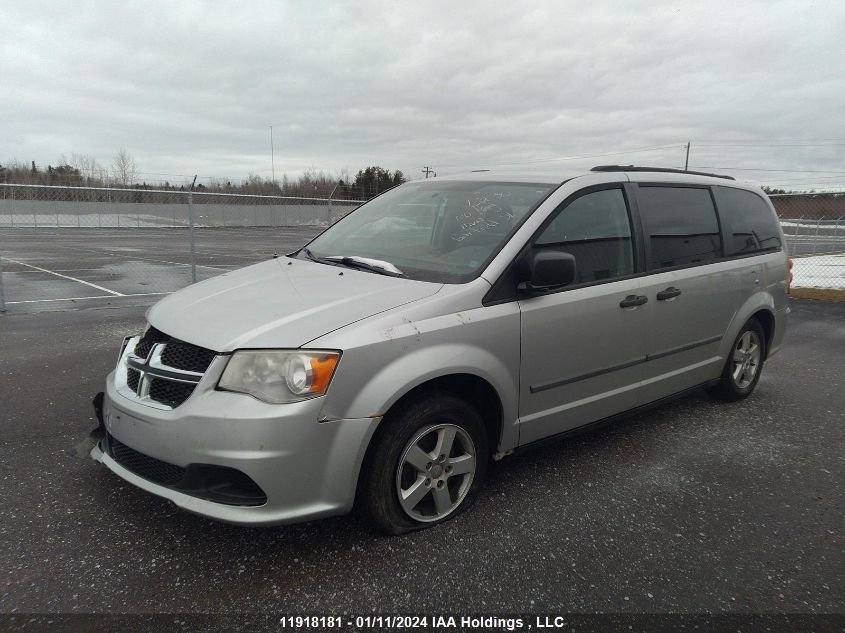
719 250 788 362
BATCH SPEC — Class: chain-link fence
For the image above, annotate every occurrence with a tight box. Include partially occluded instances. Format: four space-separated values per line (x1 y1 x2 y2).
0 183 361 229
770 193 845 293
0 183 361 310
1 185 843 311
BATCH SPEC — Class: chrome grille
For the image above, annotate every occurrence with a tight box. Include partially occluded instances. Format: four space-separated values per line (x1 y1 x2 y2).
126 368 141 392
160 341 216 373
115 329 218 410
148 377 196 408
133 326 168 359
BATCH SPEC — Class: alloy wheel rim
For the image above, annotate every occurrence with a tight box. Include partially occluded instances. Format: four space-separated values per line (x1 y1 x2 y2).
732 330 761 389
395 423 476 522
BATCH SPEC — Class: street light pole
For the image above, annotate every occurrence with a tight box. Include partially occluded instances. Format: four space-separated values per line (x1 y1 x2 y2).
270 126 276 183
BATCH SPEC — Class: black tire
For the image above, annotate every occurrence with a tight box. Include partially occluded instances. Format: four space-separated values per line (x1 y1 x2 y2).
709 318 767 402
362 391 488 535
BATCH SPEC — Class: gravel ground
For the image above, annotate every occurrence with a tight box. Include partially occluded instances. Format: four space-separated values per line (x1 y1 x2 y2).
0 298 842 616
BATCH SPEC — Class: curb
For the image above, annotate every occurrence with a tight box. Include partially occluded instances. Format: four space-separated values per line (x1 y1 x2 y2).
789 287 845 301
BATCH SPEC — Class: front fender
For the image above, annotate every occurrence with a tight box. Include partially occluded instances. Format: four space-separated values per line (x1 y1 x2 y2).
315 302 522 450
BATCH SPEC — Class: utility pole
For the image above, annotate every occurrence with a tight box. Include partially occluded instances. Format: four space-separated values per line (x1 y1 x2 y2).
684 141 690 171
422 166 436 179
270 126 276 183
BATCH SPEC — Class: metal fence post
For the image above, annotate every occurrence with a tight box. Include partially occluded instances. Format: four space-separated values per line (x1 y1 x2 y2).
328 183 338 225
188 190 197 283
0 253 6 312
813 218 822 255
187 176 198 283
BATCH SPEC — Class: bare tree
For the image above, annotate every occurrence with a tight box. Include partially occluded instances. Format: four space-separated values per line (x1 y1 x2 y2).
69 153 107 184
112 148 137 186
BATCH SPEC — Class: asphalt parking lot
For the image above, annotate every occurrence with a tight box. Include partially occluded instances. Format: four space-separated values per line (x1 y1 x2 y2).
1 296 843 617
0 227 322 308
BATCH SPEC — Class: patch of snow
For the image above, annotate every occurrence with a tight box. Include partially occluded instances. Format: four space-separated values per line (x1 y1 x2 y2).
791 253 845 289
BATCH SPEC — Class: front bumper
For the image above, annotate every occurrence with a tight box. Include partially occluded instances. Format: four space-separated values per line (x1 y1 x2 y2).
90 370 379 526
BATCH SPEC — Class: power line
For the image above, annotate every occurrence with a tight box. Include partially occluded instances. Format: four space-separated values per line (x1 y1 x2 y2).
692 142 845 147
691 137 845 143
691 166 845 174
759 178 845 186
430 143 687 170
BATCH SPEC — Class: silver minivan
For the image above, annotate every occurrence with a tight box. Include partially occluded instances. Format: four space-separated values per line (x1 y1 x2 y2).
90 166 789 533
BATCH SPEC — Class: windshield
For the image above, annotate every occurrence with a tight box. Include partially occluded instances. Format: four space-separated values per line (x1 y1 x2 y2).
302 180 557 282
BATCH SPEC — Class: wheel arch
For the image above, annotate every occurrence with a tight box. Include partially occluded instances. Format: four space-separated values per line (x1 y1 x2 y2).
721 292 777 362
749 308 775 358
353 372 504 509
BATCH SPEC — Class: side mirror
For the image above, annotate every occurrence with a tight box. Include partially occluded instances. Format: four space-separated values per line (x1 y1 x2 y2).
518 250 576 295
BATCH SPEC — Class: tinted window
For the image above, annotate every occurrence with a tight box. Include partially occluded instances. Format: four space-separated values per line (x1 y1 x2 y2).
713 186 782 255
535 188 633 283
638 186 721 269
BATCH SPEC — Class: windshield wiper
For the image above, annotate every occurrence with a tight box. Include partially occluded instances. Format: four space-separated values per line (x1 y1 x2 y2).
300 248 404 277
299 247 340 266
324 255 405 277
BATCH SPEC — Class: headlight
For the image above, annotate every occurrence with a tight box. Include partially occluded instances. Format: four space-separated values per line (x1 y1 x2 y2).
217 350 340 404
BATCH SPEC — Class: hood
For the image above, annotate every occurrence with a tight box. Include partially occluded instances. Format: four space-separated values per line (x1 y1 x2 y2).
147 257 442 351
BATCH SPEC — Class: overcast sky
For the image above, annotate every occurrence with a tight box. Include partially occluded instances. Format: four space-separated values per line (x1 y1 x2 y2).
2 1 844 188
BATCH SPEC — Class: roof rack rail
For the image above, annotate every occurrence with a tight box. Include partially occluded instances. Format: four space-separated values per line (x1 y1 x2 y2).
591 165 735 180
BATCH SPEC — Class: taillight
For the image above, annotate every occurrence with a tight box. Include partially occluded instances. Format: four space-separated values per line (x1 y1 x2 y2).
786 258 794 289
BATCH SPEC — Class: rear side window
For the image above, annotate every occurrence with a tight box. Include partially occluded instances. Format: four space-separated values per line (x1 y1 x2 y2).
535 188 634 283
713 186 783 256
637 186 721 269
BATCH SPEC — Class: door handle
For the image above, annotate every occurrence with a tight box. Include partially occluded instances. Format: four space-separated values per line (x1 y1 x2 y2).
619 294 648 308
656 286 682 301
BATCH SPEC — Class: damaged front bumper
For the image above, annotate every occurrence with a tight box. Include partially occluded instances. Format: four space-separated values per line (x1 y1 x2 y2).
88 376 380 526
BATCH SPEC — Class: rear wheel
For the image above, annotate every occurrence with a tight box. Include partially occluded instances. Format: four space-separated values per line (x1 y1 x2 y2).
709 319 766 401
362 392 488 534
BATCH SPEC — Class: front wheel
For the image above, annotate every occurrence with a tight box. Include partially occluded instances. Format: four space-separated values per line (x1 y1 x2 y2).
709 319 767 401
362 392 488 534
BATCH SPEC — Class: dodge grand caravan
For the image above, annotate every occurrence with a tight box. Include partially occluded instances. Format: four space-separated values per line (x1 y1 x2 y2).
90 166 789 533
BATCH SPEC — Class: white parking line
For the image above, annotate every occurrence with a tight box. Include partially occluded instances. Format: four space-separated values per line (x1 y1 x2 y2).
6 292 168 305
0 257 124 296
11 268 117 273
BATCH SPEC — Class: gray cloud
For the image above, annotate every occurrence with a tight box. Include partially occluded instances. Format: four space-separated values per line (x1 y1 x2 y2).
2 0 843 187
